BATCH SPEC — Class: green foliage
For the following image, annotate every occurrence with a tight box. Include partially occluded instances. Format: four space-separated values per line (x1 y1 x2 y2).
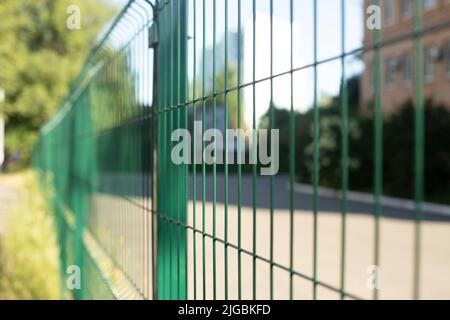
353 100 450 203
0 171 61 300
261 78 450 204
196 64 245 130
216 65 242 129
0 0 117 169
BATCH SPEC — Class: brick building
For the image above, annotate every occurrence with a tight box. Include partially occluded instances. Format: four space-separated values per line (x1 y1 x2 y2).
362 0 450 114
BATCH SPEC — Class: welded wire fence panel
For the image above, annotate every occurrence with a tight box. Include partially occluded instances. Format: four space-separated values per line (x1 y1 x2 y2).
33 0 156 300
181 0 450 301
33 0 450 300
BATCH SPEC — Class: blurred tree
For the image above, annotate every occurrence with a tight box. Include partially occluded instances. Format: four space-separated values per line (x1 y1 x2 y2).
0 0 117 170
195 64 245 130
260 75 362 184
259 104 292 173
353 100 450 204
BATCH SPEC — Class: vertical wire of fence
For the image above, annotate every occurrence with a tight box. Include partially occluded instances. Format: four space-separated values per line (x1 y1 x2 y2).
413 0 425 300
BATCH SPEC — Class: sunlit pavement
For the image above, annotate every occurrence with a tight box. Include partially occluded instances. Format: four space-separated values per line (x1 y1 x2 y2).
187 201 450 300
186 174 450 300
90 173 450 300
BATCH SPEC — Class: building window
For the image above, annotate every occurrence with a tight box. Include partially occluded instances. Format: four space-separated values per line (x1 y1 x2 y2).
403 54 413 86
384 0 395 26
402 0 412 17
444 42 450 78
424 47 438 83
423 0 436 10
385 58 397 87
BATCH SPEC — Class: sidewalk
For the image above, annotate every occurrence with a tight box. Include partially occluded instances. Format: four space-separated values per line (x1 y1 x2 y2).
0 172 25 236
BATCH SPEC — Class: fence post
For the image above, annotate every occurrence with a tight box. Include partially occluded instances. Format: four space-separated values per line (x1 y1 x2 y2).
156 0 188 300
150 0 160 301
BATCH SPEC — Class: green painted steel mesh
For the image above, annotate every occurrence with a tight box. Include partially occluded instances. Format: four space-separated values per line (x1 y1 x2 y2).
32 0 438 300
33 0 158 299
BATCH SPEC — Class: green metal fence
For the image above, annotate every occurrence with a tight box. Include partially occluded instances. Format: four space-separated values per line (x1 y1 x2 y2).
33 0 439 300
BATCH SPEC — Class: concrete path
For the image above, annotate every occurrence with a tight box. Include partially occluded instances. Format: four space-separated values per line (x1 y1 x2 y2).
0 173 24 236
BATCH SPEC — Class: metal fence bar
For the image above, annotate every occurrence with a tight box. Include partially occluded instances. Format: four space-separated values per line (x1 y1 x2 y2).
237 0 243 300
373 0 383 301
288 0 295 301
191 0 198 301
176 0 181 300
312 0 319 300
201 0 207 300
224 0 229 301
339 0 349 301
413 0 424 300
251 0 257 301
212 0 218 300
269 0 275 301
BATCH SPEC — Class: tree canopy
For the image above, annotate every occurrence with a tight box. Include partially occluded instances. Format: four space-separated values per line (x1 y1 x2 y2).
0 0 117 169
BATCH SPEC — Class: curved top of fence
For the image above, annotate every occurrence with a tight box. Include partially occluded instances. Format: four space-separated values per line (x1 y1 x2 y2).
41 0 156 135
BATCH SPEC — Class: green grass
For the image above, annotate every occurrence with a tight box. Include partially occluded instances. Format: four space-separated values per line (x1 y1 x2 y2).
0 170 61 300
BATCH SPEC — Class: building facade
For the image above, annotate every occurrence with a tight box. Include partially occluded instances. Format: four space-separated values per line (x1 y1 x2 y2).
362 0 450 114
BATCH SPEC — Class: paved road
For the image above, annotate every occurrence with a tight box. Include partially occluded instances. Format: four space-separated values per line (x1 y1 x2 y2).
189 173 450 222
92 173 450 299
